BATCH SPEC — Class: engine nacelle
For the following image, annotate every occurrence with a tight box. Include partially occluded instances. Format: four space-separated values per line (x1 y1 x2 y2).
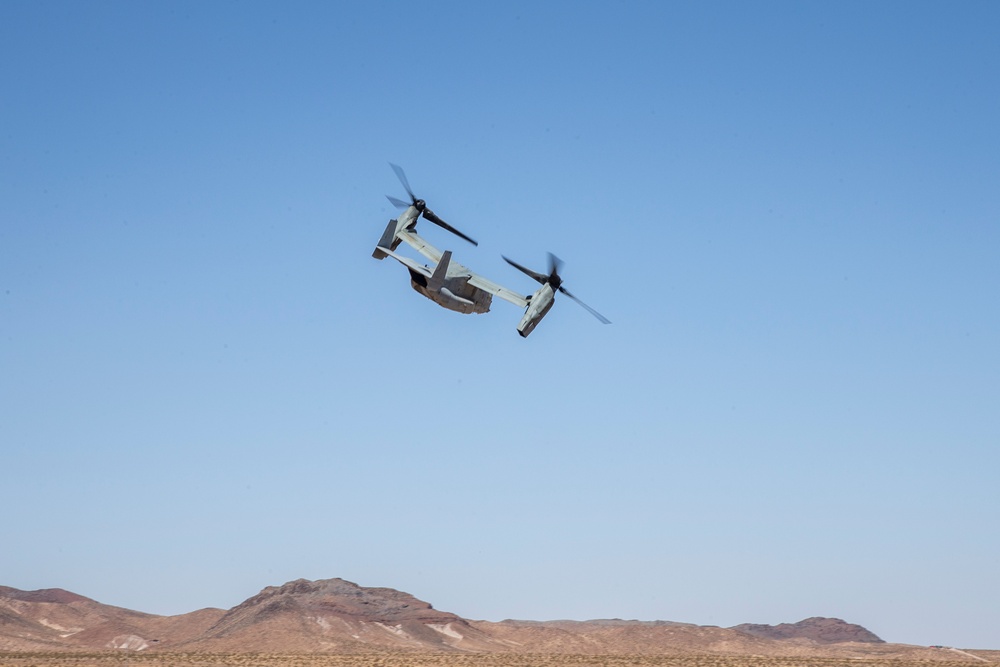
517 284 556 337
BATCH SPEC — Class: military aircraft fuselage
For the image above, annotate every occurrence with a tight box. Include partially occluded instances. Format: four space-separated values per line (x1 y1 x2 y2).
406 267 493 314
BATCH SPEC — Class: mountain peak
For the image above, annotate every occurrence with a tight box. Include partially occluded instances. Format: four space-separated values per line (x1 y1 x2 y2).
228 577 448 622
731 616 884 644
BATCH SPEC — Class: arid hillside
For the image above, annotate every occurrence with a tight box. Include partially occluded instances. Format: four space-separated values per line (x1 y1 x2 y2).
0 579 990 660
0 656 996 667
731 617 884 644
0 585 223 651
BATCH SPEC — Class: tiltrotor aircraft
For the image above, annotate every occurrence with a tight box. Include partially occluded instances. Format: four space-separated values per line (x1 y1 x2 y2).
373 164 610 337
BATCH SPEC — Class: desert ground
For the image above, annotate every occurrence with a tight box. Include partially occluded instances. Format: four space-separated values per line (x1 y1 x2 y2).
1 654 998 667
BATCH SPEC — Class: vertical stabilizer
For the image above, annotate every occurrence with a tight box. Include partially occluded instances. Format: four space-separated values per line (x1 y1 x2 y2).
372 219 401 259
428 250 452 291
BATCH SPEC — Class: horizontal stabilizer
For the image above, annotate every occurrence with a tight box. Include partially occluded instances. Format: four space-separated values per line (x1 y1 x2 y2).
375 246 433 278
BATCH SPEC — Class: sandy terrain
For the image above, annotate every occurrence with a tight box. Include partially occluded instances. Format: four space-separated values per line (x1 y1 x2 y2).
0 653 995 667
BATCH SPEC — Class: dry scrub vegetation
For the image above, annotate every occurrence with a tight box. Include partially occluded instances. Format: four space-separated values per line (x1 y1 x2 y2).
0 655 992 667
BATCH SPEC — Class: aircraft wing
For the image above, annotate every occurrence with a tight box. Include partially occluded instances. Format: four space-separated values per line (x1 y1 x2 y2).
467 272 529 308
379 241 528 308
395 229 443 264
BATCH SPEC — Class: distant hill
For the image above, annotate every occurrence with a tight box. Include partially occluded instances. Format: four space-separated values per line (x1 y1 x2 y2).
0 578 973 658
731 617 885 644
176 578 502 652
0 584 222 652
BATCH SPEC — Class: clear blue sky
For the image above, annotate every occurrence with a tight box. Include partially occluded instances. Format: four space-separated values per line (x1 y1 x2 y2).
2 0 998 651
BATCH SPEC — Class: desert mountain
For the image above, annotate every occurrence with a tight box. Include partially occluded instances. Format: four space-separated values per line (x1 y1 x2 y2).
181 578 502 652
731 617 884 644
0 585 223 652
0 579 973 658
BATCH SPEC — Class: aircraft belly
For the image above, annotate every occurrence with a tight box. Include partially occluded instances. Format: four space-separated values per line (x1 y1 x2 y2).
449 279 492 314
411 279 489 314
438 286 490 314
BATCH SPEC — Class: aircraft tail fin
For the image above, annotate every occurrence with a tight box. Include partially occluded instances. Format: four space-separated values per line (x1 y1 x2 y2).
372 219 400 259
428 250 452 290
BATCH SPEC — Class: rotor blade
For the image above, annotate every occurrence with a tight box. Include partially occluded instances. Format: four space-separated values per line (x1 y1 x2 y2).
558 286 611 324
502 256 548 284
389 163 416 202
422 209 478 246
386 195 410 209
547 252 564 278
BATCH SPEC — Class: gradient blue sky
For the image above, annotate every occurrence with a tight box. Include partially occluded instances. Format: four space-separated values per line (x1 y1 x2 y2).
2 0 998 650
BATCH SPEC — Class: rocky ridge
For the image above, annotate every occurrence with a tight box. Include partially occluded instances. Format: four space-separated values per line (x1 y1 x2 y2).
732 616 885 644
0 579 978 659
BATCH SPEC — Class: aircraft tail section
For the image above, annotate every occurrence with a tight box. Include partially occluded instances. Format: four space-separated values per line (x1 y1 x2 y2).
372 219 401 259
428 250 452 291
